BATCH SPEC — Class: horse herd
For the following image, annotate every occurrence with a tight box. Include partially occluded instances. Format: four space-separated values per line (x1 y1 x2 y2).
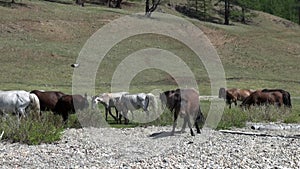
218 88 292 109
0 90 89 122
0 87 292 136
0 88 205 136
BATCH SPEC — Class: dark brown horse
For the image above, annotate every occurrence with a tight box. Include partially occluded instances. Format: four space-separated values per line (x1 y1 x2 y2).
160 88 204 136
240 90 283 109
262 89 292 108
219 88 254 108
54 94 89 122
30 90 65 112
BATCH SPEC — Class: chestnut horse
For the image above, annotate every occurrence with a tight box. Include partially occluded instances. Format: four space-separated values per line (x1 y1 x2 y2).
240 90 283 109
160 88 204 136
219 88 254 108
262 89 292 108
54 94 89 122
30 90 65 112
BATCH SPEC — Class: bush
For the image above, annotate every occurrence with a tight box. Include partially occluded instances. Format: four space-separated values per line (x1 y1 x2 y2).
216 105 294 130
216 108 248 130
0 112 64 145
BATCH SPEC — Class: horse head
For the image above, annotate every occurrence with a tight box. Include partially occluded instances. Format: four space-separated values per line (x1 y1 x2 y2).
218 87 226 99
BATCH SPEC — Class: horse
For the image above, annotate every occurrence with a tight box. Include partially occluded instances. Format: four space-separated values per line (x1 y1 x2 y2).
240 90 283 109
54 94 89 122
145 93 158 115
30 90 65 113
262 89 292 108
219 88 254 108
92 92 128 122
114 93 150 124
160 88 204 136
28 93 41 118
0 90 40 119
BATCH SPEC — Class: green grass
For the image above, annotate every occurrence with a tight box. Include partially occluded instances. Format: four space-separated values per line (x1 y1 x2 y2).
0 112 64 145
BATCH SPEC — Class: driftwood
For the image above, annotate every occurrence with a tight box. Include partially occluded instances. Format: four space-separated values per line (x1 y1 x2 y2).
251 124 300 131
219 130 300 139
0 131 4 140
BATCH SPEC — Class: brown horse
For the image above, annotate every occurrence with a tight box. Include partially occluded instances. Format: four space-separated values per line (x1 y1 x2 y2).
54 94 89 122
262 89 292 108
30 90 65 112
240 90 283 109
219 88 254 108
160 88 204 136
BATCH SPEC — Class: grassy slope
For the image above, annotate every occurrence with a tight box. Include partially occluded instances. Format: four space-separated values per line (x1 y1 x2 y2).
0 0 299 97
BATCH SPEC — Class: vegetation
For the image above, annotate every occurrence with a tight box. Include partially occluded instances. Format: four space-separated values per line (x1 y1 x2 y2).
0 112 64 145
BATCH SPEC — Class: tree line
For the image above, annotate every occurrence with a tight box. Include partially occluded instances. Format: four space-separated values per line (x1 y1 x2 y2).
147 0 300 25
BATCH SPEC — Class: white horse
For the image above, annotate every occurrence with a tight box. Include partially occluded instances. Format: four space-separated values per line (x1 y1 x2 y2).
92 92 128 122
0 90 40 119
115 93 157 124
146 93 158 114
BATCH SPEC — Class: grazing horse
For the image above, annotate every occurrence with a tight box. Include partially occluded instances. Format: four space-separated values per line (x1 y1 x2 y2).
262 89 292 108
160 88 204 136
240 90 283 109
30 90 65 112
114 93 150 124
54 94 89 122
0 90 40 119
219 88 254 108
92 92 128 122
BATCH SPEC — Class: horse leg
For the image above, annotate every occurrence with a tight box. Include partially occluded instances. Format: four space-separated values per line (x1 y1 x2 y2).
195 109 203 134
180 118 187 133
62 112 69 123
123 110 129 125
105 107 109 121
108 107 117 121
227 99 232 109
118 112 122 124
186 115 195 136
131 110 134 121
115 107 119 123
234 100 237 107
171 111 179 135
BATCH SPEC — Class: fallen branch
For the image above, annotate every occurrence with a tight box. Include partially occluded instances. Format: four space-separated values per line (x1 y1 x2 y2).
219 130 300 139
0 130 4 140
251 124 300 131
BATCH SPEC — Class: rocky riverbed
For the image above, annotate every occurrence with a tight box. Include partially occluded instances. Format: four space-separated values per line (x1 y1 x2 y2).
0 123 299 168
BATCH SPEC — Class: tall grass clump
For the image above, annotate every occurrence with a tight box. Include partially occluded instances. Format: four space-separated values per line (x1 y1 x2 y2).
0 112 64 145
246 106 292 123
216 105 294 130
216 108 248 130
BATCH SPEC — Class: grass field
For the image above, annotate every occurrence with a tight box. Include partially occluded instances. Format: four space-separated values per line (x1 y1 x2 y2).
0 0 300 131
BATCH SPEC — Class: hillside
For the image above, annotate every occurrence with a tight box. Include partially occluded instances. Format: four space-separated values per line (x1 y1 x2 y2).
0 0 299 96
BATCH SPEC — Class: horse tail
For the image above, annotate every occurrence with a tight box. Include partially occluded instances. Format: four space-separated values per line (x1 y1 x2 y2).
148 94 158 113
144 95 150 111
195 106 205 126
282 91 292 108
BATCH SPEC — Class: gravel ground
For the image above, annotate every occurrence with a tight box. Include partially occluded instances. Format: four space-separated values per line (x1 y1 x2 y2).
0 123 299 169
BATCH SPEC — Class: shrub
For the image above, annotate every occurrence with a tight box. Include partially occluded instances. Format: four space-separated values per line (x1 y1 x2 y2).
0 112 64 145
216 108 248 130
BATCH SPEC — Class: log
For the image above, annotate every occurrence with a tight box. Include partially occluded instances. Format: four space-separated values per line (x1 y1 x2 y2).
251 124 300 131
219 130 300 139
0 131 4 140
